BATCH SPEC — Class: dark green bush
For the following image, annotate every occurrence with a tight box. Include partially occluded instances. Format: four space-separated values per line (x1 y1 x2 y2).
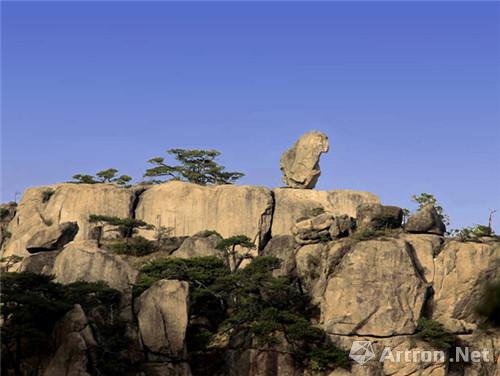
416 318 455 349
107 236 157 257
475 282 500 327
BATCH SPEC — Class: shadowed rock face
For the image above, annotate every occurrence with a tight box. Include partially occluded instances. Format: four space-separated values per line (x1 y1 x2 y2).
280 131 329 189
26 222 78 253
356 203 403 230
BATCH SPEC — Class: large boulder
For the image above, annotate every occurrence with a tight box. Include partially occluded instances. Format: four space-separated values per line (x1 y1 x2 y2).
2 184 135 258
320 239 428 336
280 131 329 189
271 188 380 237
52 241 139 291
356 203 403 230
43 304 96 376
405 205 446 235
135 181 273 250
171 231 222 259
26 222 78 253
432 240 500 332
18 250 60 275
134 279 189 359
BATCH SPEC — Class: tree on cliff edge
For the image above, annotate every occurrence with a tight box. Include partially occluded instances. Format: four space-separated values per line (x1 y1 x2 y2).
144 149 244 185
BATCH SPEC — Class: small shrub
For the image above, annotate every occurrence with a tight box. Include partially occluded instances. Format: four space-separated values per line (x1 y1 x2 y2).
41 189 55 203
0 208 10 220
106 236 156 257
309 345 350 371
416 318 454 349
475 282 500 327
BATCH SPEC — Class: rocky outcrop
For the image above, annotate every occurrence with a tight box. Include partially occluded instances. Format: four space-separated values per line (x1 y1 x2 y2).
292 212 355 245
134 279 190 359
26 222 78 253
52 240 138 291
405 205 446 235
3 184 135 258
432 240 500 332
356 203 403 230
321 239 428 336
280 131 329 189
271 188 379 236
135 181 273 249
171 231 222 259
43 304 96 376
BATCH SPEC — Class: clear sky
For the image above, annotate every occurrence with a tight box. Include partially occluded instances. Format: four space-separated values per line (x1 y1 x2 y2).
2 1 499 230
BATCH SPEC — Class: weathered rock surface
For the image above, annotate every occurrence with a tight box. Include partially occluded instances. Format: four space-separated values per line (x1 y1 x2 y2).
356 203 403 230
329 215 356 239
399 233 444 283
262 235 298 277
135 181 273 250
457 330 500 376
3 184 134 258
52 240 138 291
292 212 335 245
134 279 189 358
43 304 96 376
18 250 59 275
321 239 428 336
142 362 192 376
272 188 380 236
405 205 446 235
280 131 329 189
172 231 222 259
432 240 500 332
26 222 78 253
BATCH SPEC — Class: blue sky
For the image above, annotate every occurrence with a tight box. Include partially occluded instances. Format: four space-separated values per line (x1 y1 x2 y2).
2 1 499 230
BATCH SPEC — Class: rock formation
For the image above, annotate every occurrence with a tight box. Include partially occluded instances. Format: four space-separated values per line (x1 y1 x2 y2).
280 131 329 189
405 204 446 235
1 161 499 376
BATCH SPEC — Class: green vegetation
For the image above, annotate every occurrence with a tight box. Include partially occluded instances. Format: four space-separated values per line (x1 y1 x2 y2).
215 235 255 272
135 256 350 374
416 318 455 350
0 207 10 219
41 189 55 203
72 168 132 186
475 282 500 327
411 193 450 226
106 236 157 257
89 214 154 239
144 148 244 185
0 272 124 375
